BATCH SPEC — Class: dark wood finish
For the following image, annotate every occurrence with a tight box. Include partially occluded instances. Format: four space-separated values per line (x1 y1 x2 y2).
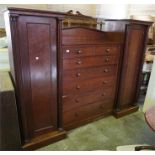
63 88 115 112
62 27 122 129
63 55 119 70
0 72 21 150
63 100 114 130
63 46 94 58
18 16 58 136
113 105 139 118
63 45 119 58
63 76 116 95
22 130 66 150
4 8 66 150
104 20 152 116
4 7 152 148
63 65 117 82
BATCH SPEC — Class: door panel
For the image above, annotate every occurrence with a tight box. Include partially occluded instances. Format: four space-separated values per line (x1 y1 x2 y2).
18 16 57 139
118 25 145 108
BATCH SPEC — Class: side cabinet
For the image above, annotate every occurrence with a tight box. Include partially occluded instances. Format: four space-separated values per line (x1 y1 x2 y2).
4 9 66 150
118 25 146 109
104 20 152 117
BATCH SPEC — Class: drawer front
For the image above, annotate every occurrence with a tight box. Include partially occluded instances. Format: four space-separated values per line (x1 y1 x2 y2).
95 46 120 56
63 100 114 127
63 65 117 82
63 76 115 95
63 87 115 112
63 46 94 58
63 55 119 70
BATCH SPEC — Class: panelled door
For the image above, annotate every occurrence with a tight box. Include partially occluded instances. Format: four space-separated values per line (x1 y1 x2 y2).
17 16 58 141
118 24 146 108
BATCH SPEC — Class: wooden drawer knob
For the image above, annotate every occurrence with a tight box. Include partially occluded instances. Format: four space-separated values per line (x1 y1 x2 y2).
76 73 81 77
77 50 82 54
76 61 82 65
75 112 79 117
75 49 82 54
104 69 108 73
106 49 110 53
76 85 80 89
66 49 70 53
62 95 67 98
102 81 108 84
105 58 109 62
100 105 104 109
75 98 79 103
102 93 106 96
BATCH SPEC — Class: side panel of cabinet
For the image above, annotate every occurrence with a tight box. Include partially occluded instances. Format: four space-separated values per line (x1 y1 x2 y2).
17 16 58 141
118 25 146 108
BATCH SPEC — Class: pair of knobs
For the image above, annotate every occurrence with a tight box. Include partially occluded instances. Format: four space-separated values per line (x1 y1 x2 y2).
66 50 82 54
76 58 109 64
76 69 108 77
76 81 107 89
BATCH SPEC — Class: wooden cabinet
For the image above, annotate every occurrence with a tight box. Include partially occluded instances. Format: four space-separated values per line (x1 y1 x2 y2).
4 8 66 150
104 20 152 117
4 7 152 150
62 28 122 129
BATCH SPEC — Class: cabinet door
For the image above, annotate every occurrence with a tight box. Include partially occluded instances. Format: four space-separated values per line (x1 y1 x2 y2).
118 25 146 108
17 16 57 141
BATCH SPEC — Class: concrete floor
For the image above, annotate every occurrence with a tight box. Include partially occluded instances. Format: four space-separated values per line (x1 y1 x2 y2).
38 107 155 151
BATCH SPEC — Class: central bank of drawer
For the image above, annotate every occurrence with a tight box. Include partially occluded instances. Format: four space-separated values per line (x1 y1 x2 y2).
63 87 115 112
63 55 119 70
63 76 115 95
63 65 117 82
63 100 114 127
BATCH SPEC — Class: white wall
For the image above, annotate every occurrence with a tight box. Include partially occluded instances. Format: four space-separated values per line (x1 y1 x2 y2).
1 4 155 28
96 4 130 19
129 4 155 16
47 4 96 17
0 4 97 28
0 4 48 28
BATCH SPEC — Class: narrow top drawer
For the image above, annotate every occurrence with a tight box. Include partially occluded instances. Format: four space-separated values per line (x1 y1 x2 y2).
63 46 94 58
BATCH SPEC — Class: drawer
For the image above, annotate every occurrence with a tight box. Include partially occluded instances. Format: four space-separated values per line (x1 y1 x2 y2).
63 65 117 82
63 55 119 70
63 100 114 127
63 87 115 112
95 46 120 56
63 76 115 95
63 46 94 58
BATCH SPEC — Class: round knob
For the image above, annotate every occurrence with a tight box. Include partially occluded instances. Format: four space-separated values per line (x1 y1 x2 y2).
75 112 79 117
103 81 108 84
105 58 109 62
77 50 82 54
100 105 104 109
102 93 106 96
104 69 108 73
76 73 81 77
66 49 70 53
77 61 82 65
76 85 80 89
75 98 79 103
106 49 110 53
35 57 39 60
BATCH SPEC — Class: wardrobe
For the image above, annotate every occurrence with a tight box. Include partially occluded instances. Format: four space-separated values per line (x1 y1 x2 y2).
4 7 152 150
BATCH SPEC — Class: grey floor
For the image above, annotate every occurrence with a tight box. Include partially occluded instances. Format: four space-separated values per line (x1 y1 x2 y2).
38 97 155 151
